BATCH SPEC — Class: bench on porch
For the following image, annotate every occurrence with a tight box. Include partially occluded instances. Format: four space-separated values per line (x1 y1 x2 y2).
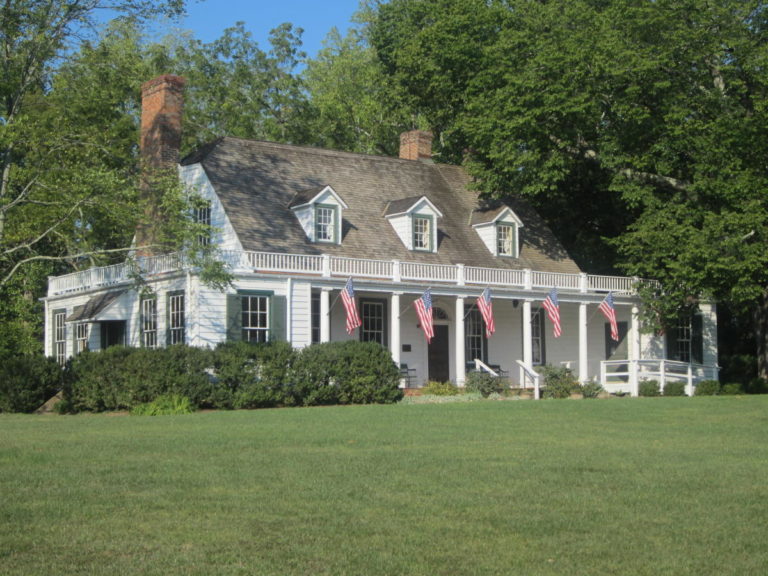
400 363 417 388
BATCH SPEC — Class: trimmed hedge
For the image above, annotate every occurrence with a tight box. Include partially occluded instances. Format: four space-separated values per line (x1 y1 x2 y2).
540 365 579 399
663 381 687 397
464 372 504 398
62 341 402 412
639 380 661 397
0 355 63 413
694 379 721 396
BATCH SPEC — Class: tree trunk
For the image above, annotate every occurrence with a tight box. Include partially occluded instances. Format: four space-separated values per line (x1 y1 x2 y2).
755 289 768 380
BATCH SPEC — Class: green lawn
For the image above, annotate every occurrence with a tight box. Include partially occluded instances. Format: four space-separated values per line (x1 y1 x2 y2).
1 397 767 575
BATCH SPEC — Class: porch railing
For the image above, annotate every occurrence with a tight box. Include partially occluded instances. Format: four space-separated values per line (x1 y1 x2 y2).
516 360 541 399
601 359 719 396
49 249 651 297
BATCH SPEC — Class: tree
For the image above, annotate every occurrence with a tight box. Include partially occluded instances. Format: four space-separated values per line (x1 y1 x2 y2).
367 0 768 377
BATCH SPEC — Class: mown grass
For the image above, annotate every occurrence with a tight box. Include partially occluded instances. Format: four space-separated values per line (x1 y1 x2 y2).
1 397 767 575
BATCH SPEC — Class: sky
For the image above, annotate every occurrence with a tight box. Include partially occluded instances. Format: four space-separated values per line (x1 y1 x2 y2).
172 0 364 58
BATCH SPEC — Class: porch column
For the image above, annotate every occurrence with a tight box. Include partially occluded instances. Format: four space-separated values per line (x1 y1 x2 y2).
630 305 641 397
523 299 533 368
391 292 402 367
320 287 331 343
579 302 589 383
455 296 466 386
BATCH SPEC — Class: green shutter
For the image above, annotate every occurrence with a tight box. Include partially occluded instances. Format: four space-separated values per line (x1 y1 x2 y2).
666 322 678 360
692 314 704 364
226 293 242 342
270 295 287 342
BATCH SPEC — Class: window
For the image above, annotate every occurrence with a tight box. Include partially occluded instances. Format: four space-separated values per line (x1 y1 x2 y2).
497 223 516 257
532 308 546 365
168 292 185 345
76 322 89 354
311 292 320 344
605 321 629 360
667 314 703 364
53 310 66 364
194 200 212 246
360 298 387 346
242 294 269 343
315 204 337 243
465 307 487 364
413 216 431 251
141 297 158 348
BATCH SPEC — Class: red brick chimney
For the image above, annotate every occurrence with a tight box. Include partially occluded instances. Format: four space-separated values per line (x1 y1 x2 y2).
399 130 433 161
135 75 185 256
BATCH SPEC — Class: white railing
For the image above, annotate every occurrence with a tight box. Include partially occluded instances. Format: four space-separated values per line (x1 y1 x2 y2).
474 359 500 377
48 249 652 297
516 360 541 399
331 256 393 279
601 359 719 396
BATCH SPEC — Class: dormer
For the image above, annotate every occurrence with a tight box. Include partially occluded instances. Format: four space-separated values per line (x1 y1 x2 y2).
471 205 524 258
385 196 443 253
290 185 348 244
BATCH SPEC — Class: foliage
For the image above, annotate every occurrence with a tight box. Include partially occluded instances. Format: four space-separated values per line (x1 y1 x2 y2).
694 380 722 397
638 380 661 397
290 341 402 406
423 380 459 396
540 365 579 399
0 354 63 413
464 371 504 398
720 383 743 396
131 394 193 416
64 346 215 412
745 377 768 395
579 381 604 399
212 341 295 409
663 381 687 397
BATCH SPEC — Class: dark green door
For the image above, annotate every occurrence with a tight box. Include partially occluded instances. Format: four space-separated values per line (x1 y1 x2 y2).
428 325 450 382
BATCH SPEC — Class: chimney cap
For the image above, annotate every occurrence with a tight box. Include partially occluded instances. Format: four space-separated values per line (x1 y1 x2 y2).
399 129 433 161
141 74 186 96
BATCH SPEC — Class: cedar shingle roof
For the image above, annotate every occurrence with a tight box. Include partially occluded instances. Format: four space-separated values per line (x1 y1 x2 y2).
180 137 580 273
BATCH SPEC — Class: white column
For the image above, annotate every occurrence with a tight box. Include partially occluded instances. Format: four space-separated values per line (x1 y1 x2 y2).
391 292 401 367
630 305 640 396
455 296 466 386
579 302 589 383
523 299 533 368
320 287 331 343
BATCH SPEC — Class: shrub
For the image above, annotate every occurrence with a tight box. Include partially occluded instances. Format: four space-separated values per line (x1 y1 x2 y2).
694 379 721 396
638 380 661 397
745 378 768 395
663 381 687 397
579 381 603 399
66 345 215 412
213 341 295 408
540 365 578 399
0 354 63 413
720 382 743 395
423 380 459 396
131 394 193 416
465 371 504 398
290 341 402 406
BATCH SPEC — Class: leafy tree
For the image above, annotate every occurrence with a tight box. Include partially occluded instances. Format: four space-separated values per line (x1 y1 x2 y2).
367 0 768 376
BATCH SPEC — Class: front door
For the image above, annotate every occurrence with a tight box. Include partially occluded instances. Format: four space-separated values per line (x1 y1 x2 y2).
100 321 126 349
428 325 450 382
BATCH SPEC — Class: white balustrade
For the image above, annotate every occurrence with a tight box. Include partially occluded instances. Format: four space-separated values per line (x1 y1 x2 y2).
400 261 457 282
330 256 393 279
531 271 581 290
464 266 526 287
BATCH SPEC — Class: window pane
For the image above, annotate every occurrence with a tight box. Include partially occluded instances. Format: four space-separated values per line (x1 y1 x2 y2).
169 294 185 345
53 311 67 364
497 224 515 256
361 300 386 345
413 217 430 250
465 308 486 364
141 298 158 348
242 295 269 342
315 206 335 242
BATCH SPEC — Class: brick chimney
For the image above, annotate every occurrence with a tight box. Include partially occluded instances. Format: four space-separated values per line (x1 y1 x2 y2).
399 130 433 161
136 75 185 256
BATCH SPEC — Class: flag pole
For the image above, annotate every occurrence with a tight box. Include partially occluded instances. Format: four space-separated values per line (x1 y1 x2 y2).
400 287 432 318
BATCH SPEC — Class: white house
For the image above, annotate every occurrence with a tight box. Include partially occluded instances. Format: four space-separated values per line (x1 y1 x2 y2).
43 75 719 395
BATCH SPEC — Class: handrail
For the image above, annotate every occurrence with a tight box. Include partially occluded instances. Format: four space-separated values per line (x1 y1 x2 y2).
601 359 719 396
48 249 655 297
516 360 541 400
474 359 499 377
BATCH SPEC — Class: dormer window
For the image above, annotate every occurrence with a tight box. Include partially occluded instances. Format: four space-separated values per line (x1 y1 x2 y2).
496 223 516 257
385 195 443 253
471 205 523 258
315 204 337 243
413 216 432 251
290 185 348 245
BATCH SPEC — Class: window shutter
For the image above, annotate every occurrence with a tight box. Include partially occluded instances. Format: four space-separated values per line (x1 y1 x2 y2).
666 323 678 360
270 295 287 341
165 293 171 346
692 314 704 364
226 293 242 342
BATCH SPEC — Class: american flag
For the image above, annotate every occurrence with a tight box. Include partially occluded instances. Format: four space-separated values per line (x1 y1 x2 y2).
414 288 434 343
476 287 495 339
599 292 619 342
542 287 562 338
340 277 362 334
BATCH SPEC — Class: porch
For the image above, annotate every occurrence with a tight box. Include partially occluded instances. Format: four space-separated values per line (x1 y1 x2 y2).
46 250 719 395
